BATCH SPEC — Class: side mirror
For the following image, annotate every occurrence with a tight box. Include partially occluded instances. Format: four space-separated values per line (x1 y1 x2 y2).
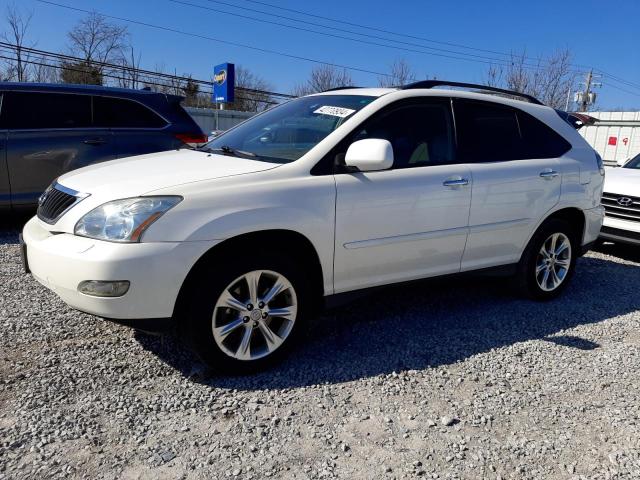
344 139 394 172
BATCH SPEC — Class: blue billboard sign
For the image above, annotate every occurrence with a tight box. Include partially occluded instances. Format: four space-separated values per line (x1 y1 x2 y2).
212 63 235 104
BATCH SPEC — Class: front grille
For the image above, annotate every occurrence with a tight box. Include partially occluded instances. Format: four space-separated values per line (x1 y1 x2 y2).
601 226 640 242
601 192 640 223
37 184 84 224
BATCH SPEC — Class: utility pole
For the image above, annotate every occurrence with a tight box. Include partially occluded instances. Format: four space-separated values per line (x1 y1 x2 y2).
575 70 602 112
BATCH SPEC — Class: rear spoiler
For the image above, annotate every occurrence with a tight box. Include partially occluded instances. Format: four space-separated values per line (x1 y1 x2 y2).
555 110 598 130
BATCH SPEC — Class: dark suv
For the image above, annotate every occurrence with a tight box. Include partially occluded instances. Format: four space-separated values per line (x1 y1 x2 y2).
0 83 206 215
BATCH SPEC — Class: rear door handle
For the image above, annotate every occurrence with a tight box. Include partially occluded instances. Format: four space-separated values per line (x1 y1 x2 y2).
443 177 470 187
83 138 107 146
539 169 559 179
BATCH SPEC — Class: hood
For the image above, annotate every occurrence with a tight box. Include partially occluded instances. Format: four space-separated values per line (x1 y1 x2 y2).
604 167 640 195
58 149 280 197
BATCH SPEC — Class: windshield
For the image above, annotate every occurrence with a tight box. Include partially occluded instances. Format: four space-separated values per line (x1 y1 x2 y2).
624 153 640 169
202 95 376 163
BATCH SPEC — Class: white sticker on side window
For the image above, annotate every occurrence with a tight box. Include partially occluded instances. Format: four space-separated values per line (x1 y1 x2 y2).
313 106 356 118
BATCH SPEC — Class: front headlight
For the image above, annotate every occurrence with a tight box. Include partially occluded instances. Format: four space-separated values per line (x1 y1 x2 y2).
74 196 182 242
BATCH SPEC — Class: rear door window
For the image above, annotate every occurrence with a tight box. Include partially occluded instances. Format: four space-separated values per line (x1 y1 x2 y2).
454 100 523 162
0 91 92 130
454 99 570 162
93 96 167 129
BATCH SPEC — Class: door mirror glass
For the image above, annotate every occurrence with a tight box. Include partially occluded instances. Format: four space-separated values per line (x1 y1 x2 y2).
344 139 394 172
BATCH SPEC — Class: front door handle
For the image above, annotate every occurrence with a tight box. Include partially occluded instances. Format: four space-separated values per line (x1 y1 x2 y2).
83 138 107 146
443 177 470 187
539 169 559 179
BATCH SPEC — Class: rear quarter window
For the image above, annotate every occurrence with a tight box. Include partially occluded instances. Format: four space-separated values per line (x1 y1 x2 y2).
93 96 167 129
517 110 571 158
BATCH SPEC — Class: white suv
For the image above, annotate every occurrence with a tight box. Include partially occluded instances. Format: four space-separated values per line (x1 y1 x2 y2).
599 153 640 245
22 81 605 373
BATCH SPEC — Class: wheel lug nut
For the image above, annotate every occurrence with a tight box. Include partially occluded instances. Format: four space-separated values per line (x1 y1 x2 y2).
262 312 268 319
246 303 253 311
243 316 250 323
258 301 265 309
253 321 259 327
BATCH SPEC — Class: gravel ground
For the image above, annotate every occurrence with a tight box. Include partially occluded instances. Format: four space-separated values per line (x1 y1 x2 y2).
1 225 640 480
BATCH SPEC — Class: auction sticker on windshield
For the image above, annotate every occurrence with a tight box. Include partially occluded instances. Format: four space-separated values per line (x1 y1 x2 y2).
313 106 356 118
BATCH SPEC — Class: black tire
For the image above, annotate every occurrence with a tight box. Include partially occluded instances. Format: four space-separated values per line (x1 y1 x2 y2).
515 218 578 301
183 250 313 374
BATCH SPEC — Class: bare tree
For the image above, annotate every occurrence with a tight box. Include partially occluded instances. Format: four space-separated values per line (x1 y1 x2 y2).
117 46 142 89
1 4 34 82
32 54 58 83
485 64 503 88
293 64 353 96
230 66 274 112
378 59 417 87
67 12 128 82
485 49 577 109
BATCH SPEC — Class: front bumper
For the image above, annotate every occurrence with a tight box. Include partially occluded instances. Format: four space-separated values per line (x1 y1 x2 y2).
600 215 640 245
22 217 218 320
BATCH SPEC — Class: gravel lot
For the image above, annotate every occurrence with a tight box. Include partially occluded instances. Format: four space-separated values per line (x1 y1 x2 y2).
1 224 640 480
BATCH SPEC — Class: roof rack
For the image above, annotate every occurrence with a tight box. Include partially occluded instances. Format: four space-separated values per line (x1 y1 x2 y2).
321 85 362 92
400 80 543 105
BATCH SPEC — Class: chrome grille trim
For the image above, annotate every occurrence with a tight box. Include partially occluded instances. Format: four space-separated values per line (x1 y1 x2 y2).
602 192 640 223
37 182 90 224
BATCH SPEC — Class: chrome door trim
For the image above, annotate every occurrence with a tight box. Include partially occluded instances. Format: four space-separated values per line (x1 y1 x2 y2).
343 225 469 250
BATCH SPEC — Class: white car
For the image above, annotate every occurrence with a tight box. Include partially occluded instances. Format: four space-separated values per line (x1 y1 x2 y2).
22 81 605 373
600 153 640 245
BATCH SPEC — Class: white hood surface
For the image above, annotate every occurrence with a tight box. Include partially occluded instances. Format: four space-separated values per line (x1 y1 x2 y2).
604 167 640 195
58 149 279 197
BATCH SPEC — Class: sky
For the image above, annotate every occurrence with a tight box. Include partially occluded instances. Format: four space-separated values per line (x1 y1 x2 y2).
2 0 639 109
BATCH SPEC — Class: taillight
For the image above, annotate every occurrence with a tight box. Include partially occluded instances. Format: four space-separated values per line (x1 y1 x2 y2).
175 133 208 144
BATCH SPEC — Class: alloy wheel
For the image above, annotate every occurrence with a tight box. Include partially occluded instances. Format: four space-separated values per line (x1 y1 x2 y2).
212 270 297 361
535 232 572 292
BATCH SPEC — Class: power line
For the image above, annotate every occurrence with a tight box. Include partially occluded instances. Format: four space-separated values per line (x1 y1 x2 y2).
30 0 640 98
35 0 394 79
604 82 640 99
0 52 281 105
0 41 295 99
178 0 605 76
195 0 521 64
230 0 640 91
173 0 554 71
234 0 521 59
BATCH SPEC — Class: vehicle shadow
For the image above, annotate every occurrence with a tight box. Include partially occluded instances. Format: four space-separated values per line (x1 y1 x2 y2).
595 241 640 263
136 254 639 390
0 213 31 244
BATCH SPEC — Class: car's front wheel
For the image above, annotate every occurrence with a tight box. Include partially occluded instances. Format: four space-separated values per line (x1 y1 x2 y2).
515 219 578 300
184 253 310 374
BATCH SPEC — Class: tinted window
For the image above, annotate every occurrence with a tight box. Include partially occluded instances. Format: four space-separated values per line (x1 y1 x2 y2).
454 100 522 162
455 99 570 162
0 91 91 130
517 111 571 158
349 102 455 168
624 153 640 169
93 96 167 128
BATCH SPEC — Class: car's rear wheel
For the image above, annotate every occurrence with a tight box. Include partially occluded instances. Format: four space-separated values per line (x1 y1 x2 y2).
515 219 578 300
184 252 310 374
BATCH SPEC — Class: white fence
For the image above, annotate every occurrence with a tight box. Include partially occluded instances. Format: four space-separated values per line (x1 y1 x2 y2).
579 111 640 166
185 107 254 133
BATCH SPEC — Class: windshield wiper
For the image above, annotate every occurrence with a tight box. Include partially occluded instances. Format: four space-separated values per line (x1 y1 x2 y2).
208 145 257 158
